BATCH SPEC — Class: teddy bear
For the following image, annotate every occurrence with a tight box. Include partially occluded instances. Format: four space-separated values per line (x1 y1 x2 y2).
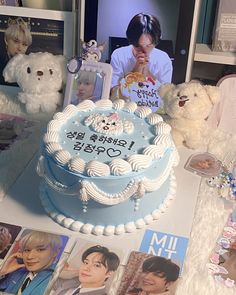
158 81 220 149
3 52 66 114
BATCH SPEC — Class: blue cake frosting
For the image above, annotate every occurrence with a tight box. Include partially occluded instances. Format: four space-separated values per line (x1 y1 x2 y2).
38 99 179 235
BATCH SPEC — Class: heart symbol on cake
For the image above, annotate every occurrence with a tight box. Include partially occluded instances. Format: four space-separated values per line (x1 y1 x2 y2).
107 148 121 158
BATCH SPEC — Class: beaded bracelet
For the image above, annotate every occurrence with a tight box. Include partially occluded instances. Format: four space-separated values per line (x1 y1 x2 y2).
208 168 236 201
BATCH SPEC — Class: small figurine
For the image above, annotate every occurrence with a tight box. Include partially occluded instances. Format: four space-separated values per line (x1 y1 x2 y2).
82 40 105 61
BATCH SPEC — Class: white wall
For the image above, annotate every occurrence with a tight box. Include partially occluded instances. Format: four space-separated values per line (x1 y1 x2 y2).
96 0 180 62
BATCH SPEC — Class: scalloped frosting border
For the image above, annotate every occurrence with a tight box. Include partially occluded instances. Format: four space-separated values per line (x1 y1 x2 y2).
39 170 177 236
38 150 175 206
44 99 178 177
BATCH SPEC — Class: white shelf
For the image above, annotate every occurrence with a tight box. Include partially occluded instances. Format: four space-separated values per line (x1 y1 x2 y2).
194 43 236 65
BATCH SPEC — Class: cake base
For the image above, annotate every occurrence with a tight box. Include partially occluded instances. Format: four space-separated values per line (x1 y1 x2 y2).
39 170 176 236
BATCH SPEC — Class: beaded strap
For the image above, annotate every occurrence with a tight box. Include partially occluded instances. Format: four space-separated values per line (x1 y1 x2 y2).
207 163 236 201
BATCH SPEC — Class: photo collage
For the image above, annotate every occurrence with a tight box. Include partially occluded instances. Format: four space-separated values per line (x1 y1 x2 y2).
0 222 189 295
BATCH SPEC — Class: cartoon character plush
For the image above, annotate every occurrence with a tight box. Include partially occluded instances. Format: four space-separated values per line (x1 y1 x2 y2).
159 81 220 149
82 40 105 61
3 52 66 114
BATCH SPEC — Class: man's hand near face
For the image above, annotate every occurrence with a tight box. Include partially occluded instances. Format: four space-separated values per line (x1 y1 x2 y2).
0 252 25 276
132 47 155 79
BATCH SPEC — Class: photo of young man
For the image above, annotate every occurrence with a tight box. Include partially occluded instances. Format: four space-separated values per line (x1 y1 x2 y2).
0 16 32 85
117 251 180 295
0 229 68 295
51 244 120 295
71 70 103 105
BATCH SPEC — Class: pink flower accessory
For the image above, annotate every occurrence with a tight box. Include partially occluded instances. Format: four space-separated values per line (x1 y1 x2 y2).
207 263 228 275
224 278 235 288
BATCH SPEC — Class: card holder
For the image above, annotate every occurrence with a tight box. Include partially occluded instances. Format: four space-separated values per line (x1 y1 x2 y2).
184 152 222 178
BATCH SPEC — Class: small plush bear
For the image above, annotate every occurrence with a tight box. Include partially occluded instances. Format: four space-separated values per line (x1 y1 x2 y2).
3 52 66 114
159 81 220 149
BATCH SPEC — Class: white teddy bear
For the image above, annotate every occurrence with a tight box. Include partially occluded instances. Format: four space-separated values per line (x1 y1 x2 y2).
159 81 220 149
3 52 65 114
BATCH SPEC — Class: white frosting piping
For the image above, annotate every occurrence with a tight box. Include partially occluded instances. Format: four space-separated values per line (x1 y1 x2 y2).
127 154 152 171
45 143 62 155
84 112 134 136
85 160 110 177
135 106 152 118
79 179 139 205
154 122 172 135
153 134 172 147
53 111 66 120
37 152 176 205
77 100 95 111
53 150 71 166
47 119 65 132
63 104 79 117
43 132 59 143
68 156 86 173
123 101 137 113
112 99 125 110
110 158 132 175
43 99 178 178
95 99 112 109
39 170 177 236
143 145 165 160
146 113 163 125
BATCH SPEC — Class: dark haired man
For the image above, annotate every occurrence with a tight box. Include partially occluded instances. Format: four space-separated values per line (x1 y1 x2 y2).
51 245 120 295
127 256 180 295
110 13 173 90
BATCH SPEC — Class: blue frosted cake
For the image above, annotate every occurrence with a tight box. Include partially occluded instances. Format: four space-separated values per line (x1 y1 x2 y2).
38 99 179 235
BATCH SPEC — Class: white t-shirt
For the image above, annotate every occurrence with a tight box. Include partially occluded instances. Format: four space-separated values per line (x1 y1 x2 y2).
110 45 173 88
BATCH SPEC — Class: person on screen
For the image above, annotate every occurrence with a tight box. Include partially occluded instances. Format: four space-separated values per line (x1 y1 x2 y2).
51 245 120 295
0 230 62 295
0 17 32 85
110 13 173 93
127 256 180 295
71 71 103 105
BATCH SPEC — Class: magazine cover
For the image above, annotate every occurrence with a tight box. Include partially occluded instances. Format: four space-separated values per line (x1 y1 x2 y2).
139 229 189 272
0 228 69 295
116 250 180 295
49 239 124 295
